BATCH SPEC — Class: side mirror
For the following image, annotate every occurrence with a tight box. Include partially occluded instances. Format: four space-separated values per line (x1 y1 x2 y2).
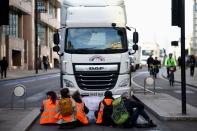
53 33 60 45
133 31 139 44
133 44 138 50
53 45 60 52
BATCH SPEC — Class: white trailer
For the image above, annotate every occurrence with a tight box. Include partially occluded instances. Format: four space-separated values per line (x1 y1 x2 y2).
53 0 138 96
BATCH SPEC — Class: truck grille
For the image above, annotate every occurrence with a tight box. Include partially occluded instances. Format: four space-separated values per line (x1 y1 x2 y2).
73 64 120 91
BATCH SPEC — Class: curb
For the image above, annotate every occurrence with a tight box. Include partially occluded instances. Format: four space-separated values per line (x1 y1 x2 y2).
11 108 40 131
0 71 60 82
161 73 197 88
133 94 197 121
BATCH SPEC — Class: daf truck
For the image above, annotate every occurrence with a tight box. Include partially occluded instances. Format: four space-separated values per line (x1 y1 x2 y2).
53 0 138 96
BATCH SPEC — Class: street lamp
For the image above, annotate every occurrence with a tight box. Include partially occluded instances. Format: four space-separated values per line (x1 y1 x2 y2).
35 0 38 74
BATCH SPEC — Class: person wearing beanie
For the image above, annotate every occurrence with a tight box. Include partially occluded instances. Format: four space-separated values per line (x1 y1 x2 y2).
95 90 115 126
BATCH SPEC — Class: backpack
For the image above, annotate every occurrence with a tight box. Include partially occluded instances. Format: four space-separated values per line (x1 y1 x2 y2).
102 100 113 124
59 98 73 116
111 97 129 125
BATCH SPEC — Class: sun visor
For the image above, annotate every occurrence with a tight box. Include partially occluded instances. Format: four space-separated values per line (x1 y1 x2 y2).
62 0 124 6
63 6 126 27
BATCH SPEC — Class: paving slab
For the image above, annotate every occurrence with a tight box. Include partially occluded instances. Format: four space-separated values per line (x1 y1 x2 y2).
134 93 197 121
0 108 40 131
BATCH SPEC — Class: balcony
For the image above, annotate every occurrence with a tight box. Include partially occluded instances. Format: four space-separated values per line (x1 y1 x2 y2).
38 13 60 29
9 0 32 15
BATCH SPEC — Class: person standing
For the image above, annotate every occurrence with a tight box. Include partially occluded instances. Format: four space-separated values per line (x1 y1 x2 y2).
189 55 196 76
0 57 8 79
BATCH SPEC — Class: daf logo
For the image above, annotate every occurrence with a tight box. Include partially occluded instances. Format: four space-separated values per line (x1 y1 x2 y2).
89 67 104 70
89 55 105 62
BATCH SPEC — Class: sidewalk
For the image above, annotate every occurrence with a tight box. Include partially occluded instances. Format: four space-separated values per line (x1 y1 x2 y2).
0 68 59 131
133 67 197 121
134 93 197 121
162 67 197 88
0 68 60 81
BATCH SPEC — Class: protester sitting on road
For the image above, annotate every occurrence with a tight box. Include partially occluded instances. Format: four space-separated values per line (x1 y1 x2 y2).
95 90 115 126
121 92 157 128
55 88 77 129
72 91 89 126
40 91 59 124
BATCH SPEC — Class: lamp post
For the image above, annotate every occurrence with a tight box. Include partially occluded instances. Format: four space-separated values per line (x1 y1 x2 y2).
35 0 38 74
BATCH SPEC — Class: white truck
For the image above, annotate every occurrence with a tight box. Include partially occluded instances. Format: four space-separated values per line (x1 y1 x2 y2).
53 0 138 96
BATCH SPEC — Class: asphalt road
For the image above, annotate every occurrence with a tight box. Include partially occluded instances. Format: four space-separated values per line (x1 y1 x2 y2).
1 70 197 131
0 74 60 108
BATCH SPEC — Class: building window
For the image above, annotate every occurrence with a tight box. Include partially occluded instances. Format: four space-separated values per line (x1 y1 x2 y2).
37 24 46 46
48 2 56 18
195 3 197 11
3 10 19 37
48 28 55 47
37 0 46 12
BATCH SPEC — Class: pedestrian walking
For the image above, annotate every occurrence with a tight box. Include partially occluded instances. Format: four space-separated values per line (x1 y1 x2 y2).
0 57 8 79
43 56 49 71
177 56 181 69
189 55 196 76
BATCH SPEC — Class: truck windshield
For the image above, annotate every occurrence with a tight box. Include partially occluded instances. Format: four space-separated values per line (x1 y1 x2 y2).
65 27 127 54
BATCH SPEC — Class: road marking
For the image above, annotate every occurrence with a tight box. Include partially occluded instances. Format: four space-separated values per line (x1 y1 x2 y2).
131 71 155 94
2 74 59 86
174 90 194 94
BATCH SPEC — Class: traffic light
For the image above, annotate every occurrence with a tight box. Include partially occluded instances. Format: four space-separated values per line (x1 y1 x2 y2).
171 0 181 27
0 0 9 25
171 41 179 46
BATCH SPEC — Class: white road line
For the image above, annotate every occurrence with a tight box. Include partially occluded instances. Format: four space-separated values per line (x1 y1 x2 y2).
3 74 59 86
131 71 155 94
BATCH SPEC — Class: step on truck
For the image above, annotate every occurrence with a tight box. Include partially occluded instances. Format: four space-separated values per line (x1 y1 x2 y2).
53 0 139 96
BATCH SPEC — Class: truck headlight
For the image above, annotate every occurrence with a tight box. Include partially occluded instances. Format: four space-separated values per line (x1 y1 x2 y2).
64 79 74 88
119 78 129 87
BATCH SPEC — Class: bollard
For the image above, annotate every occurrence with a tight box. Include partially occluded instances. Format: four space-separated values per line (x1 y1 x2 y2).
11 84 27 109
144 76 155 94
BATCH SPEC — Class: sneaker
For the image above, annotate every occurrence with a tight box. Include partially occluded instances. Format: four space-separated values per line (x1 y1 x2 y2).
148 120 157 127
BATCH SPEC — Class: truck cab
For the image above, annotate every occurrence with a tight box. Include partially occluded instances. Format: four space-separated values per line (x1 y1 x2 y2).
53 0 138 96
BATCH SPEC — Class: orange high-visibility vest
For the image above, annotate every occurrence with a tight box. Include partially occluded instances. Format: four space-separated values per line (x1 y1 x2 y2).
75 102 89 125
96 98 113 124
40 99 59 124
55 98 76 123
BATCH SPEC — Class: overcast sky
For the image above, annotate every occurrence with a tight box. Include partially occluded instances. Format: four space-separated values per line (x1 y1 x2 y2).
124 0 193 49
